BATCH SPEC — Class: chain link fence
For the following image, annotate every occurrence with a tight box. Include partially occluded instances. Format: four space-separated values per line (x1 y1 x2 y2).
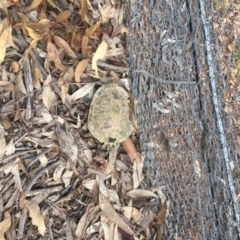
127 0 240 239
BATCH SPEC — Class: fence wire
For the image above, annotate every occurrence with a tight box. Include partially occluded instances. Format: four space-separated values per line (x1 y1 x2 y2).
127 0 240 239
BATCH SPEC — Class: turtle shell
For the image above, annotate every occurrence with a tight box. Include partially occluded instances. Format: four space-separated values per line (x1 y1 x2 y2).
88 83 134 146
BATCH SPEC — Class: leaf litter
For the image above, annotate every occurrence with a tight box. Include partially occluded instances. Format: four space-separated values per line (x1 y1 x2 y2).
0 0 168 239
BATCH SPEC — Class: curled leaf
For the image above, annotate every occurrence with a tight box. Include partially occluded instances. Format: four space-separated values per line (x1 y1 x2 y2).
75 59 88 83
92 40 108 77
24 200 46 236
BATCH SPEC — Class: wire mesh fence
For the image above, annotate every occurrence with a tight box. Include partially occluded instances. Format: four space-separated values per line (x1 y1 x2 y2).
127 0 240 239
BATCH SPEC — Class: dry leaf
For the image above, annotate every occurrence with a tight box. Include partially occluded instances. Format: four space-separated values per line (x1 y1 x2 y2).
33 64 41 87
0 81 16 92
85 21 101 37
26 26 43 40
92 40 108 77
98 5 115 22
24 200 46 236
25 0 42 11
5 137 15 155
0 211 11 240
75 59 89 82
67 83 94 102
127 189 158 199
62 170 73 187
56 9 72 22
99 194 135 236
61 84 69 105
47 39 65 71
122 138 141 164
16 70 27 94
81 35 89 58
6 25 18 49
42 75 57 110
12 61 19 73
0 27 9 63
80 0 88 21
153 200 167 225
101 222 110 240
21 38 39 62
132 159 144 189
82 179 96 191
53 35 77 58
0 130 6 161
47 0 62 12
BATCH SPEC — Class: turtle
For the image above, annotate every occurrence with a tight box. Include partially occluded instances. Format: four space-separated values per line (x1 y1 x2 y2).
88 83 134 146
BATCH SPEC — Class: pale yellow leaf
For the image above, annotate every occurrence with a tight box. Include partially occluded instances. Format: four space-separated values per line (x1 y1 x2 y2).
53 35 77 58
25 0 42 11
127 189 158 199
0 211 11 240
92 40 108 77
42 75 57 110
61 84 69 104
0 27 9 63
0 0 13 14
24 200 46 236
0 132 6 161
56 10 72 22
67 83 94 102
75 59 88 82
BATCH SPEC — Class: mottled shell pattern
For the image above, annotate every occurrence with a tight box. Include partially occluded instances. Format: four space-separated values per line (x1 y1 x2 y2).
88 83 134 146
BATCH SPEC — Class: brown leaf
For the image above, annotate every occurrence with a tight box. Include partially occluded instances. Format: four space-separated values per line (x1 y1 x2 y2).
85 20 101 37
99 194 135 236
47 39 65 71
75 59 88 82
25 24 43 40
92 40 108 76
122 137 141 164
25 0 42 11
80 0 88 21
24 200 46 236
42 75 57 110
21 39 38 63
33 64 41 87
0 211 11 240
56 9 72 22
53 35 77 58
47 0 62 12
81 35 89 58
153 200 167 225
63 67 74 84
12 61 19 73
